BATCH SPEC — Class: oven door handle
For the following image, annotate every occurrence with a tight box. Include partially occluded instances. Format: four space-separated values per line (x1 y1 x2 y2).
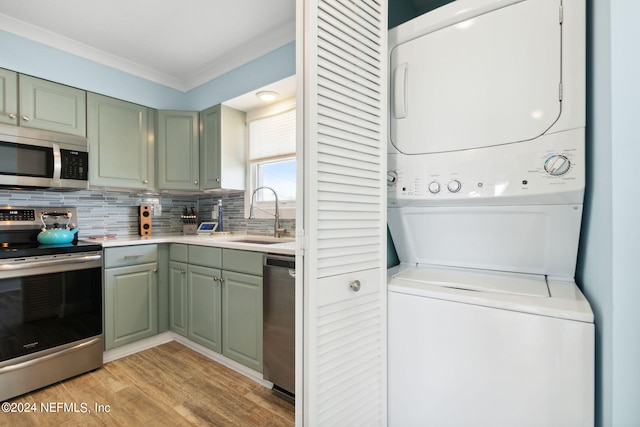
0 337 101 374
0 254 102 271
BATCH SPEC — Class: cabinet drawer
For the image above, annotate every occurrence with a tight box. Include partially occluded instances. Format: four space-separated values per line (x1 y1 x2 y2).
222 249 263 276
105 244 158 268
188 245 222 268
170 243 188 262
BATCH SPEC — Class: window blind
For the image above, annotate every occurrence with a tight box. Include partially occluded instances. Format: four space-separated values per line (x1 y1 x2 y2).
249 109 296 161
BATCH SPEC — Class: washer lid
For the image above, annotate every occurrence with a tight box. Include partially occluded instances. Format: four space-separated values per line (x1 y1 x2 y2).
388 264 594 323
393 264 549 297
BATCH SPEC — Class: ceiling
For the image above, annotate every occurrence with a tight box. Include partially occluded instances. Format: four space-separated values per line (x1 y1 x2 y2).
0 0 296 92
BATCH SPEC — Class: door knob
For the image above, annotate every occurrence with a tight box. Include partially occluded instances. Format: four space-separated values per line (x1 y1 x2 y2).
349 280 361 292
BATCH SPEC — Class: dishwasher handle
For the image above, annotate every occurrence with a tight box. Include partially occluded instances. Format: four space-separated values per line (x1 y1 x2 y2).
263 254 295 270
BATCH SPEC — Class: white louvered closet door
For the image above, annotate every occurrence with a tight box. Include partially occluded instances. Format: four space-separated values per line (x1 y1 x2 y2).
297 0 388 425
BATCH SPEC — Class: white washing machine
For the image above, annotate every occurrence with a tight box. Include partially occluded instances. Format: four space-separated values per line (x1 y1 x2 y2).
386 0 594 426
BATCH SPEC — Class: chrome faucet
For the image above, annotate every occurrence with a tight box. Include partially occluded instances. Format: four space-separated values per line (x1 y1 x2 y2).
249 186 286 238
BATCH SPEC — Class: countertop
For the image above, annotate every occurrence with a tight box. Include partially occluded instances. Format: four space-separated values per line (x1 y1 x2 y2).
83 233 296 255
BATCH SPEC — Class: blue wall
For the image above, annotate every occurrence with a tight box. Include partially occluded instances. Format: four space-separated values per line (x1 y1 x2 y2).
0 30 185 109
0 29 294 111
186 42 295 111
578 1 640 426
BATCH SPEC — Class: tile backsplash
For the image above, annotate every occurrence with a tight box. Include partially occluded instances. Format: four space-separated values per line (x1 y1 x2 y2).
198 192 295 238
0 188 295 238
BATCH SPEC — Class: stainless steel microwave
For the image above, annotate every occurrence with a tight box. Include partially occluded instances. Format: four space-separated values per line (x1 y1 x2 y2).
0 124 89 190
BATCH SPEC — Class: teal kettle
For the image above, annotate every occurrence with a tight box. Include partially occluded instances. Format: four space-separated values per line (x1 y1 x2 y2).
37 210 79 245
37 226 79 245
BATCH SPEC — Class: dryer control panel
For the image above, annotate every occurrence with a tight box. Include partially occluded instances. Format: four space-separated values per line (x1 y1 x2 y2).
387 129 585 207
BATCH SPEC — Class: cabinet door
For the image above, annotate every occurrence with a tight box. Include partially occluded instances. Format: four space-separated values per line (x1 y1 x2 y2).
105 263 158 350
222 270 263 372
87 93 152 189
157 110 200 190
19 75 86 136
169 261 188 337
199 104 222 190
0 69 18 126
188 264 222 352
200 104 246 191
301 0 387 421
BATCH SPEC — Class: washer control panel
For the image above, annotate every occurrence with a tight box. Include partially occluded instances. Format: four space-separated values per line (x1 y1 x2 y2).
388 130 584 205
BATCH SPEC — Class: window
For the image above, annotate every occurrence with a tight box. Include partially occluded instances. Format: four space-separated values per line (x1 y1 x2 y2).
246 107 296 219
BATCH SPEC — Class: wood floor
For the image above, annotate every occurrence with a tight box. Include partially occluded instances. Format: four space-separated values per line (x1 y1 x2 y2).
2 342 294 426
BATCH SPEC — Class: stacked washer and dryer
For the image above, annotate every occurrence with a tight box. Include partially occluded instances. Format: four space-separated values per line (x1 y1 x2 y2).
386 0 594 426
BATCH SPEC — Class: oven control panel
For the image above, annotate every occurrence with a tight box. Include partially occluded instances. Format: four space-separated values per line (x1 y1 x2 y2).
0 207 77 228
0 208 36 222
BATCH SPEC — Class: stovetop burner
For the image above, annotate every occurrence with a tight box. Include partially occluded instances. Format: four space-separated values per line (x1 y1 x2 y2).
0 240 103 259
0 206 102 259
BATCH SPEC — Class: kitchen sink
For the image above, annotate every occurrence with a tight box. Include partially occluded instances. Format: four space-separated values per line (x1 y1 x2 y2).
228 237 294 245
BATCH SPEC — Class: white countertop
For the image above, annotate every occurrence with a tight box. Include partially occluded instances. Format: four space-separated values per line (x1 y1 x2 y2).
83 233 296 255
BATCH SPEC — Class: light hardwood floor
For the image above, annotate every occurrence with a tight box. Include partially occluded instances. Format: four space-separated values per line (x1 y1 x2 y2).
2 342 294 426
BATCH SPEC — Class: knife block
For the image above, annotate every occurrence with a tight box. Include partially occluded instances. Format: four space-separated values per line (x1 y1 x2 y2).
139 204 152 236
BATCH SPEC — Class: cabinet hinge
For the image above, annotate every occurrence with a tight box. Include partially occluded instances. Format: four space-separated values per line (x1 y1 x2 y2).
559 82 563 101
296 228 306 256
559 5 563 24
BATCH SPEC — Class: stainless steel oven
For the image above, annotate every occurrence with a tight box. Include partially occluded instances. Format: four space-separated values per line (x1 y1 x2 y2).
0 207 103 401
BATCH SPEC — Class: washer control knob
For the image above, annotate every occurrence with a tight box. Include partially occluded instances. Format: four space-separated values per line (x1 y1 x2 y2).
428 181 441 194
447 180 462 193
544 154 571 176
387 171 398 187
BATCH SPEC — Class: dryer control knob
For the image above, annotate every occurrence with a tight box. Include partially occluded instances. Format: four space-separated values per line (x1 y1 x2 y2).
544 154 571 176
428 181 441 194
387 171 398 186
447 180 462 193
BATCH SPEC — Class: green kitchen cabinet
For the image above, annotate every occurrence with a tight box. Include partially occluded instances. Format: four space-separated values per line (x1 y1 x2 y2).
221 269 263 372
0 70 86 136
169 244 222 352
169 261 189 337
188 264 222 352
157 110 200 190
0 69 18 126
199 104 246 191
221 248 263 372
104 245 159 350
168 244 263 371
87 92 154 190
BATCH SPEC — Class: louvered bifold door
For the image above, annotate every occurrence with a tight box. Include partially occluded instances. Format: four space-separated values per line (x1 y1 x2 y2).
298 0 388 425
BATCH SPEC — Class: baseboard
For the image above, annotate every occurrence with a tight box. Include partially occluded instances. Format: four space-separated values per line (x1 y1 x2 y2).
102 332 272 389
103 332 174 363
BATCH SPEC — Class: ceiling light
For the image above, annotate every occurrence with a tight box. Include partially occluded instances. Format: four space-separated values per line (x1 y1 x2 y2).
256 91 278 102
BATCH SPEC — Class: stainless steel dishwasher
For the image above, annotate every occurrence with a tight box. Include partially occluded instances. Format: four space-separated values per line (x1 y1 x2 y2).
263 253 295 397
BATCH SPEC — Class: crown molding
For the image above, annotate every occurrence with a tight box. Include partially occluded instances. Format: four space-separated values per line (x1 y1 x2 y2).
0 13 295 92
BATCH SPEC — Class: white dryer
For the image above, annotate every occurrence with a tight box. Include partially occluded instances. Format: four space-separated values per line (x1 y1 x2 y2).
386 0 594 426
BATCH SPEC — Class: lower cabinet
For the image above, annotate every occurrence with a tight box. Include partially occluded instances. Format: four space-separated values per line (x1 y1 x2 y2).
104 245 159 350
222 269 263 372
170 260 222 352
169 244 263 372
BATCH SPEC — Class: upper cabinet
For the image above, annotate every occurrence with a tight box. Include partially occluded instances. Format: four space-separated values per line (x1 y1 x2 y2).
0 69 18 126
0 69 86 136
157 110 200 191
87 93 154 190
200 104 246 191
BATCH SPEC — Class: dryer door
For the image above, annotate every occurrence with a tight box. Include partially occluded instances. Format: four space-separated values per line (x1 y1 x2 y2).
390 0 561 155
